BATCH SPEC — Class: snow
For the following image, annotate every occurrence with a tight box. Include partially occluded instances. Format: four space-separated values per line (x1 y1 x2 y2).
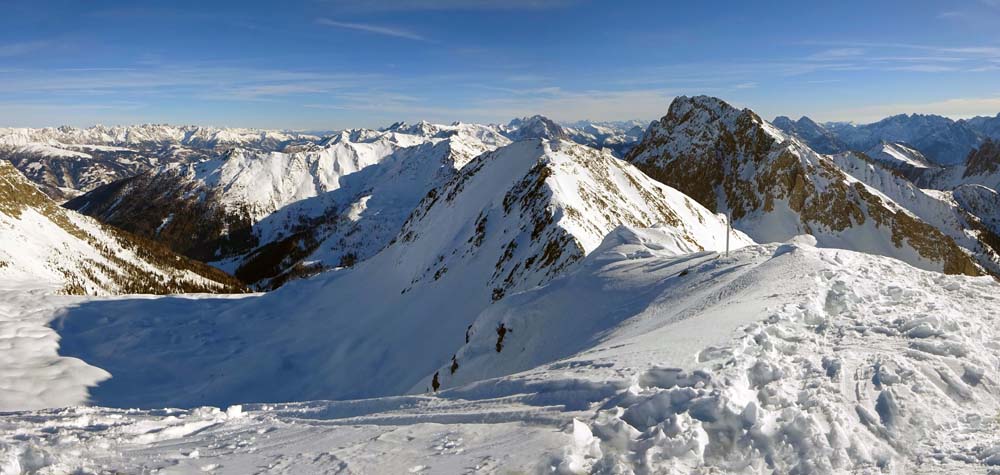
867 141 934 169
2 233 1000 473
0 285 110 411
0 201 221 295
0 124 317 150
14 143 91 159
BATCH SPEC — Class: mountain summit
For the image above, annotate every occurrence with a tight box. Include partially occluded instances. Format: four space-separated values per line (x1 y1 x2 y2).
628 95 982 276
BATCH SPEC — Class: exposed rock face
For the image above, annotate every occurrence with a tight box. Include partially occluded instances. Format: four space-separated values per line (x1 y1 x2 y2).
628 95 983 276
964 138 1000 178
0 160 244 295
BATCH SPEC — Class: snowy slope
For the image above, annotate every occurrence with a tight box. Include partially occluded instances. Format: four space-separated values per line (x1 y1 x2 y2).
829 151 1000 274
0 160 243 295
863 141 936 174
434 231 1000 473
19 139 749 409
628 95 983 276
4 232 1000 473
954 184 1000 236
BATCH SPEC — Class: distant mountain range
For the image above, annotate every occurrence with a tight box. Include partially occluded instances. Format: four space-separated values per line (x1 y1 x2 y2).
774 112 1000 166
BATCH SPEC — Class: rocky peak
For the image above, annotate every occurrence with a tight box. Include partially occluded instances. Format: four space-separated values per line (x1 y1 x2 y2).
503 115 568 141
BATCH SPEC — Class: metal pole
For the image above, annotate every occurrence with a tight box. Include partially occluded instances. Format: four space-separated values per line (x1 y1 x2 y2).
725 211 730 258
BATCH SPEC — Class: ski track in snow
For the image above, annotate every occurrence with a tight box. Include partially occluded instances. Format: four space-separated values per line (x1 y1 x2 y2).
2 239 1000 473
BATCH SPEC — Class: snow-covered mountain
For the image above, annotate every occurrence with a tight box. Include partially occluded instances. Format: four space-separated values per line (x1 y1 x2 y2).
66 122 510 288
499 115 569 141
65 117 657 289
27 138 750 409
0 125 320 202
861 141 936 177
774 113 984 166
0 160 243 295
772 115 847 154
964 113 1000 140
830 114 985 166
629 95 983 276
0 124 318 151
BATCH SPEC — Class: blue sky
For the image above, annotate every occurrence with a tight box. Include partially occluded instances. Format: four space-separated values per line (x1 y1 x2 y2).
3 0 1000 129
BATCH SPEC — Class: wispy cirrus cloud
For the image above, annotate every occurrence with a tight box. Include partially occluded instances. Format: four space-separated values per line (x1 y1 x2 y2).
316 18 427 41
0 64 382 101
317 0 579 11
806 48 866 61
792 41 1000 74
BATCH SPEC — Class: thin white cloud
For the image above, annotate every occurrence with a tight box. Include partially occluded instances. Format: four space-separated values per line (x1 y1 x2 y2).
316 18 426 41
319 0 578 11
807 48 866 61
0 65 381 98
889 64 959 72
